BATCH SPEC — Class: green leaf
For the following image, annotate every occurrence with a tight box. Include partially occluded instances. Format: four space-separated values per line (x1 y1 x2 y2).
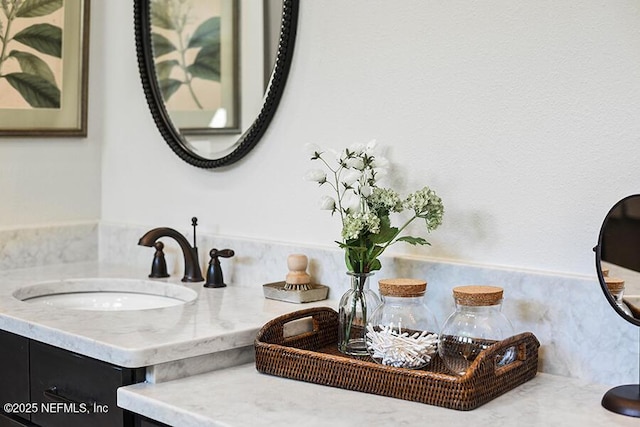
154 59 179 80
396 236 431 246
370 224 398 245
13 23 62 57
151 33 177 57
150 1 175 30
368 259 382 272
8 50 56 84
367 245 385 260
16 0 63 18
4 72 60 108
158 78 183 102
187 45 220 81
344 252 354 272
187 17 220 49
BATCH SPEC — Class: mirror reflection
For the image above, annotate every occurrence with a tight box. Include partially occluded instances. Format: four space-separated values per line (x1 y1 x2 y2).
150 0 240 134
597 194 640 321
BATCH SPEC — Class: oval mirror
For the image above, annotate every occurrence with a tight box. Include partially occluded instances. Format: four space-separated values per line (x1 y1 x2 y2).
594 194 640 326
594 194 640 417
134 0 299 168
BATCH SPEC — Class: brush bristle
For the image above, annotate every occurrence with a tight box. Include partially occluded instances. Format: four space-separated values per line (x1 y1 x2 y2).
283 282 312 291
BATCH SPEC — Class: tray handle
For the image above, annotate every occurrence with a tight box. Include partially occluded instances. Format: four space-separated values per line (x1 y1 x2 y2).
255 306 338 347
470 332 540 377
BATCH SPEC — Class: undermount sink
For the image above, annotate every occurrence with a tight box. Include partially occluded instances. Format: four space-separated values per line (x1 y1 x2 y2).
13 278 198 311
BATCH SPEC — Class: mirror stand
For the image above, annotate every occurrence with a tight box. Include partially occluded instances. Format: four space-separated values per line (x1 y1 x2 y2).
600 329 640 417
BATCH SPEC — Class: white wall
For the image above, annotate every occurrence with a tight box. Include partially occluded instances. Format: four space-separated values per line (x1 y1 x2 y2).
2 2 637 275
0 1 102 228
104 1 640 277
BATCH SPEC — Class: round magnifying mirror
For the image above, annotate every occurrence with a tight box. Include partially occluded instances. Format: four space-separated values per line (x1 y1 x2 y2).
594 194 640 418
595 194 640 326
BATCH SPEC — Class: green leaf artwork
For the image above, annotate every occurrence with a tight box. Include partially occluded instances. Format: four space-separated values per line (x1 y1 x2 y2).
150 0 222 108
0 0 63 109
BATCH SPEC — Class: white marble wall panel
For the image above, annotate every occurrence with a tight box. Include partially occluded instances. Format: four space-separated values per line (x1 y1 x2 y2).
0 222 634 385
0 223 97 271
99 222 639 386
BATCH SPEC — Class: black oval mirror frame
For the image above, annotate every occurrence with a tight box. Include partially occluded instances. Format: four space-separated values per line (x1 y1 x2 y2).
134 0 299 168
594 194 640 327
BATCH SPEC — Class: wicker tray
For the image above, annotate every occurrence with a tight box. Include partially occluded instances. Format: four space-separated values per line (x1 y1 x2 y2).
255 307 540 411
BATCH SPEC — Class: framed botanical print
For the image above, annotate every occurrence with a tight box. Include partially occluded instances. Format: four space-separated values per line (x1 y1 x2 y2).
0 0 90 137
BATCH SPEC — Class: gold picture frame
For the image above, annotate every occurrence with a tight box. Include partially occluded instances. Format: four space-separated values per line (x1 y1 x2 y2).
0 0 90 137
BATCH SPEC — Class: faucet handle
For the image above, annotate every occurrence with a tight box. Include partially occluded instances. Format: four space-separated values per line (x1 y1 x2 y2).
204 248 235 288
210 248 234 259
191 217 198 248
149 242 170 278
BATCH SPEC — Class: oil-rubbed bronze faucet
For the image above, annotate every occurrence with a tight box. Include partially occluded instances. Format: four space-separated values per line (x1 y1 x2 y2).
138 218 204 282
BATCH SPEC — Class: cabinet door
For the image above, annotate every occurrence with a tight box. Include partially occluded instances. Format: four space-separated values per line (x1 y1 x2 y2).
30 341 143 427
0 412 36 427
0 330 30 423
136 415 171 427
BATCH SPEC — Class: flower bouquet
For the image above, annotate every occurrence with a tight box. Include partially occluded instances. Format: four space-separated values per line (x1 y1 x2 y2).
305 140 444 355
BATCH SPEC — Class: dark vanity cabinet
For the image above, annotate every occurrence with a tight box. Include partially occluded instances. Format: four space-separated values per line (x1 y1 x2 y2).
0 330 30 425
0 330 145 427
136 416 171 427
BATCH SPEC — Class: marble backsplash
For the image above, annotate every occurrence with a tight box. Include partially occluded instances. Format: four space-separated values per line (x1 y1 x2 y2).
0 222 98 270
0 221 637 386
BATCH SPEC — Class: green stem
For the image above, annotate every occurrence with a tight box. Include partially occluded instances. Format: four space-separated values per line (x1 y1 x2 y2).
165 1 203 110
0 2 17 77
332 166 347 224
377 214 418 255
175 28 203 109
343 273 368 350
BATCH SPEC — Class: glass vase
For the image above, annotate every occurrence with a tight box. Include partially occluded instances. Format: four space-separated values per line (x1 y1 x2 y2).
338 272 381 356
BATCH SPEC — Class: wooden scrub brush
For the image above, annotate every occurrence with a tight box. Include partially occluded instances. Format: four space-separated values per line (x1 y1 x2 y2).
284 254 312 291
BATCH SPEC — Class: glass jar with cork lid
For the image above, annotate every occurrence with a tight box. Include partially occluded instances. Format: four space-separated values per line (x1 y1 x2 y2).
604 277 633 317
438 285 515 376
365 278 439 369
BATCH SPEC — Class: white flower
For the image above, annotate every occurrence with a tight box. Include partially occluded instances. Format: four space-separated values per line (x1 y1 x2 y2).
360 184 372 197
305 140 444 274
304 169 327 184
341 169 362 186
369 187 403 213
342 192 362 214
318 195 336 211
342 212 381 240
404 186 444 230
346 156 365 170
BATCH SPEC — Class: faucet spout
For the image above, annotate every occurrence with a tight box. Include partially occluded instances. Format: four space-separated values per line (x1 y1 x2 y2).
138 227 204 282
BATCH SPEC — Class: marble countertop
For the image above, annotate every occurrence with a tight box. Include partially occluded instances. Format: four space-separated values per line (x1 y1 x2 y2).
118 364 638 427
0 262 334 368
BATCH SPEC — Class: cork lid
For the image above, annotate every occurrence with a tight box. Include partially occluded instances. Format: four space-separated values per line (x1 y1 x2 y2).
453 285 504 306
378 278 426 297
604 277 625 293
